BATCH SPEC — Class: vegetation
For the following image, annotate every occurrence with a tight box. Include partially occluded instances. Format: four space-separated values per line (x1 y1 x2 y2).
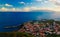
0 32 60 37
47 34 60 37
0 32 34 37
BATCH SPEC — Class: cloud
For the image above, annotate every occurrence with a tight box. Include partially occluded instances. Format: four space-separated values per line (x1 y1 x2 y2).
49 0 60 6
0 6 60 12
21 6 60 12
44 1 48 3
0 7 16 11
5 4 13 7
23 7 30 12
55 0 60 5
36 0 42 2
0 7 7 11
0 7 23 12
36 0 48 3
19 2 25 4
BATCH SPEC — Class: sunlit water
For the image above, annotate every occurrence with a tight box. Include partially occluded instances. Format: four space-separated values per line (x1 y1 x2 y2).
0 11 57 32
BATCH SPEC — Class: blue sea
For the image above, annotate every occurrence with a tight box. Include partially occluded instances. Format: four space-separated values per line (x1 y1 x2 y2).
0 11 54 32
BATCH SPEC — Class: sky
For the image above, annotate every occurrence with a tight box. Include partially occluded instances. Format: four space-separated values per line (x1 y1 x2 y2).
0 0 60 12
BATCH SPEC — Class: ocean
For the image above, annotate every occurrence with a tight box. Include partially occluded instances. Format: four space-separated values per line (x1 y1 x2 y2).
0 12 53 32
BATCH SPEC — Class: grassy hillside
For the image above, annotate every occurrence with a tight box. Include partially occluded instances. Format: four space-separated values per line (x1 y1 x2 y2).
0 32 60 37
0 32 34 37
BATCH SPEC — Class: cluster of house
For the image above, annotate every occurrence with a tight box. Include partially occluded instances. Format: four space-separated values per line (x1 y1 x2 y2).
18 21 60 37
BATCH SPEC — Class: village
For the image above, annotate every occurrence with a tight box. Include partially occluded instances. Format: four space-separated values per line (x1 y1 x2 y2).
18 20 60 37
